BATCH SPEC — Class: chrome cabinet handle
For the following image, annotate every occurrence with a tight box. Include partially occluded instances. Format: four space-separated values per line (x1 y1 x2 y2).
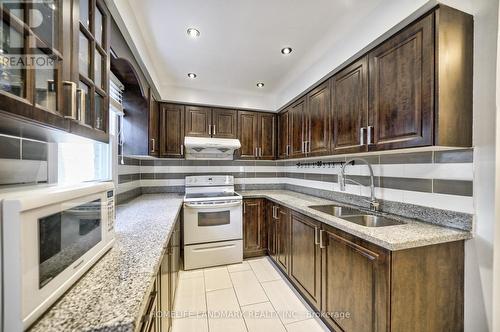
209 125 212 135
181 144 184 155
151 138 156 153
259 147 262 157
255 147 258 157
319 230 326 249
307 141 311 153
272 206 276 219
286 145 290 156
360 128 365 146
368 126 374 145
62 81 77 120
314 227 319 245
213 125 216 135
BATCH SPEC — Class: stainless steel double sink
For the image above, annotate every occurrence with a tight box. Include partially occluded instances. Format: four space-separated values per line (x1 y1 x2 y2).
308 204 405 227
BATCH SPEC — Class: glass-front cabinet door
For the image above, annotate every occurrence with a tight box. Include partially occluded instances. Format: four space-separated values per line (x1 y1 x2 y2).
0 0 110 142
0 0 67 127
72 0 109 137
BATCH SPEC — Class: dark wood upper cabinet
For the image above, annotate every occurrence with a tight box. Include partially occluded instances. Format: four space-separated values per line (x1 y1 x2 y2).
259 113 276 160
185 107 238 138
368 13 434 151
332 57 369 154
307 81 331 156
185 106 212 137
278 111 290 159
160 103 185 158
212 108 238 138
148 89 159 156
289 212 322 309
243 198 267 258
289 97 307 158
278 5 472 157
238 111 275 160
238 111 259 159
0 0 111 142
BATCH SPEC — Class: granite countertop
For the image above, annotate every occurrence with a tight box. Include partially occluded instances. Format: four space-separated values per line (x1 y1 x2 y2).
29 194 184 332
239 190 472 250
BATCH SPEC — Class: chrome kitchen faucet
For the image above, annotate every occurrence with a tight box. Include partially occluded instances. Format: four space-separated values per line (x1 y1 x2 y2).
338 158 380 211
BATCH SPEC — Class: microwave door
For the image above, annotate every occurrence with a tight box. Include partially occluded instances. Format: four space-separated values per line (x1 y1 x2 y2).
38 199 102 288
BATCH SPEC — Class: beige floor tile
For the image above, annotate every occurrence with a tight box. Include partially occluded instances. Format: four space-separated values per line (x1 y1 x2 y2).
179 269 204 279
206 288 247 332
174 277 206 315
285 318 329 332
230 270 269 306
204 266 233 292
171 314 209 332
248 257 282 282
261 280 311 324
227 261 252 273
241 302 286 332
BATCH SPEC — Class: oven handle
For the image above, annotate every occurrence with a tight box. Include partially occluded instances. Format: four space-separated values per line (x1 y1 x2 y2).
184 201 242 209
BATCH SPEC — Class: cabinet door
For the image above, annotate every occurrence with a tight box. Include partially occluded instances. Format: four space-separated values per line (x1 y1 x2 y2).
267 202 277 258
276 206 290 274
289 98 306 158
321 225 390 332
159 248 171 332
289 212 321 309
185 106 212 137
368 13 434 151
212 108 238 138
259 113 276 160
243 199 267 257
0 0 70 132
278 111 290 159
148 89 160 156
307 81 331 156
70 0 111 142
332 57 369 154
238 111 259 159
160 103 185 158
170 220 180 308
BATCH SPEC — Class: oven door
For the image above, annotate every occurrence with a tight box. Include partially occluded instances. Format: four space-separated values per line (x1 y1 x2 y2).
183 200 242 244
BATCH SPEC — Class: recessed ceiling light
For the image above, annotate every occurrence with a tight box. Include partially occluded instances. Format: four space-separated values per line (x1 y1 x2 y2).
187 28 200 38
256 82 265 88
281 47 293 55
187 73 197 79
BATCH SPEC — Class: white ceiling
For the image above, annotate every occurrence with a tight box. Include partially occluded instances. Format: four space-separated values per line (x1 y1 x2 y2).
119 0 458 111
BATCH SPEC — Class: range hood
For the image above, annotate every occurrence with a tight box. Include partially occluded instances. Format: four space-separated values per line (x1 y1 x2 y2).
184 136 241 160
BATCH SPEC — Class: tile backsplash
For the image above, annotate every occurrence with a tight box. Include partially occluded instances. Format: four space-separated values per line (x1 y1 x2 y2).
0 135 48 186
117 149 473 230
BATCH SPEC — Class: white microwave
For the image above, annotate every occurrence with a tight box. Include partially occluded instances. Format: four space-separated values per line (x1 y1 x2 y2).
0 182 116 331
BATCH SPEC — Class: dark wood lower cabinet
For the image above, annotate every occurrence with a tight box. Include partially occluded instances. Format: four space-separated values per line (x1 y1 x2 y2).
320 224 390 332
289 212 321 309
253 202 465 332
276 206 290 273
140 218 180 332
243 199 267 258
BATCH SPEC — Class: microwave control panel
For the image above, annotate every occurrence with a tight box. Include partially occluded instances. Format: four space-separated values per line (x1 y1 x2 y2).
107 190 115 232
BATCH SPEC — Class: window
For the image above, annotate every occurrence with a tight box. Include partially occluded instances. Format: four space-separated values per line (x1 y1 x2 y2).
57 141 110 184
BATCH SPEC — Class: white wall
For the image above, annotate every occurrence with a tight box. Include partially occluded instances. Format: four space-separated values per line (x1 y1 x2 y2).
276 0 498 330
493 1 500 330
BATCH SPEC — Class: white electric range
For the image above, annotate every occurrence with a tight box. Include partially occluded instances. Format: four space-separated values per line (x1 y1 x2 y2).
183 175 243 270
